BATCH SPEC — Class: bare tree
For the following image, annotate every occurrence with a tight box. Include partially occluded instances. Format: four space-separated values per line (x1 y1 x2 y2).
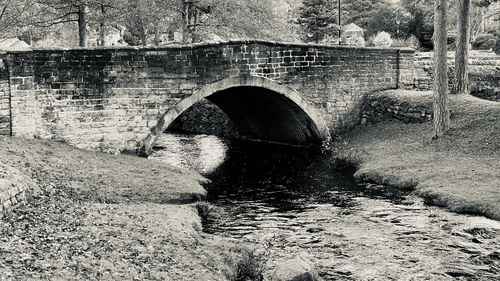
90 0 126 46
0 0 38 37
433 0 450 137
31 0 89 47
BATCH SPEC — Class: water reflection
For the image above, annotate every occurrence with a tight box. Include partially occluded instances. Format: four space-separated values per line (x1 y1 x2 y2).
150 133 227 175
150 133 500 280
205 141 372 212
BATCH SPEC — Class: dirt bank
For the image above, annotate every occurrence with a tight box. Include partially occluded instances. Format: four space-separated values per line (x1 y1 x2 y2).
333 91 500 220
0 137 242 280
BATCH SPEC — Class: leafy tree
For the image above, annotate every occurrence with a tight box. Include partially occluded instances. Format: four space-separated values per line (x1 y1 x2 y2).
401 0 435 48
296 0 414 43
343 0 411 38
296 0 338 43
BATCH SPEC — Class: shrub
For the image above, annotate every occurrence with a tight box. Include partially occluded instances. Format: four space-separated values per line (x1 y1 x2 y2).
406 35 421 49
391 37 406 47
473 33 497 50
483 39 497 50
320 34 340 45
391 35 421 49
345 36 366 47
372 31 393 48
232 247 267 281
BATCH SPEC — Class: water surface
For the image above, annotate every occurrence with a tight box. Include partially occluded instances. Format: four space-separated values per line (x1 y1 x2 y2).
150 133 500 280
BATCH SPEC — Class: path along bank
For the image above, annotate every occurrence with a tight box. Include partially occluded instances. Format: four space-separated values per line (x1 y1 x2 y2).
333 90 500 220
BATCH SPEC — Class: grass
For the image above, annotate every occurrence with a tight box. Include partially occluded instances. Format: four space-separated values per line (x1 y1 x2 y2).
229 247 267 281
0 136 207 204
333 91 500 220
195 201 219 225
0 136 240 280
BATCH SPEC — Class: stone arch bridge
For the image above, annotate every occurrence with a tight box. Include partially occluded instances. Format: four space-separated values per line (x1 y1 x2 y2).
0 40 414 155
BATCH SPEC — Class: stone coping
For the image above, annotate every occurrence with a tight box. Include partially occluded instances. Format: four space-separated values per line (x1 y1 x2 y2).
1 39 415 54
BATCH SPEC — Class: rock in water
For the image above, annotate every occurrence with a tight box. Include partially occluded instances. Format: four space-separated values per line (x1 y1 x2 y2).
270 255 323 281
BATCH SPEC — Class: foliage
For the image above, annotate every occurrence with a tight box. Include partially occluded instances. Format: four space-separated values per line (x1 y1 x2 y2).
1 0 498 49
296 0 339 43
344 35 366 47
121 0 299 45
196 0 298 43
391 35 421 49
295 0 418 43
372 31 393 48
400 0 434 48
345 0 411 39
472 33 498 50
231 247 267 281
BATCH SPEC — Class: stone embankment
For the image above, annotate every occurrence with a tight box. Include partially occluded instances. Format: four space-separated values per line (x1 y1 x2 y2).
361 90 433 124
0 162 34 214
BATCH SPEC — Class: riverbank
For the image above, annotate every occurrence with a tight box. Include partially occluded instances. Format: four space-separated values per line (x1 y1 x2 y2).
0 137 242 280
333 90 500 220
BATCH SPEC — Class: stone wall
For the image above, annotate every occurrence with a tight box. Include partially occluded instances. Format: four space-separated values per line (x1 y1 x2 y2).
470 72 500 101
0 79 9 136
362 90 433 124
4 40 414 151
413 52 500 94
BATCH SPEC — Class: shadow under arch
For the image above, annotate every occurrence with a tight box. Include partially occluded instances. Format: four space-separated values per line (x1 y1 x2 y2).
139 76 331 156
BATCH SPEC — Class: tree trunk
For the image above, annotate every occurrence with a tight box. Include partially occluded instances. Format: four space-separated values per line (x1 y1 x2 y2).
99 4 106 46
183 0 192 43
154 23 160 46
433 0 450 138
453 0 470 95
139 15 147 46
78 3 87 47
140 27 147 46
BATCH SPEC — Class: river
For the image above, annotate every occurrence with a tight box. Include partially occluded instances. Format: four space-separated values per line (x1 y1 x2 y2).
150 133 500 280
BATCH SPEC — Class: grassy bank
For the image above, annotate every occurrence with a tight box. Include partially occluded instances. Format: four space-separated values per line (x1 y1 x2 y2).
333 91 500 220
0 137 244 280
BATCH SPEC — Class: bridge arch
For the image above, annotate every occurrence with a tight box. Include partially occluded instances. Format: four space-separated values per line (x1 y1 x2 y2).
139 76 331 156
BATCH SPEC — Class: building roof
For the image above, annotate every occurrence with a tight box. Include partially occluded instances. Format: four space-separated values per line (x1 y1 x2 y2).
0 38 32 51
343 23 363 32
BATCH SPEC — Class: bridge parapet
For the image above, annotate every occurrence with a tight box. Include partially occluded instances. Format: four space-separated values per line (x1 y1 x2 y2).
2 40 414 152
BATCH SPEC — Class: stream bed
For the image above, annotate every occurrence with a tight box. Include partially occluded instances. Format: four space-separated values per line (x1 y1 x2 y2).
150 133 500 280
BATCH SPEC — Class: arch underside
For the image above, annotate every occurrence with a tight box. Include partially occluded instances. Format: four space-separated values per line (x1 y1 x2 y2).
205 87 322 146
139 77 330 156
